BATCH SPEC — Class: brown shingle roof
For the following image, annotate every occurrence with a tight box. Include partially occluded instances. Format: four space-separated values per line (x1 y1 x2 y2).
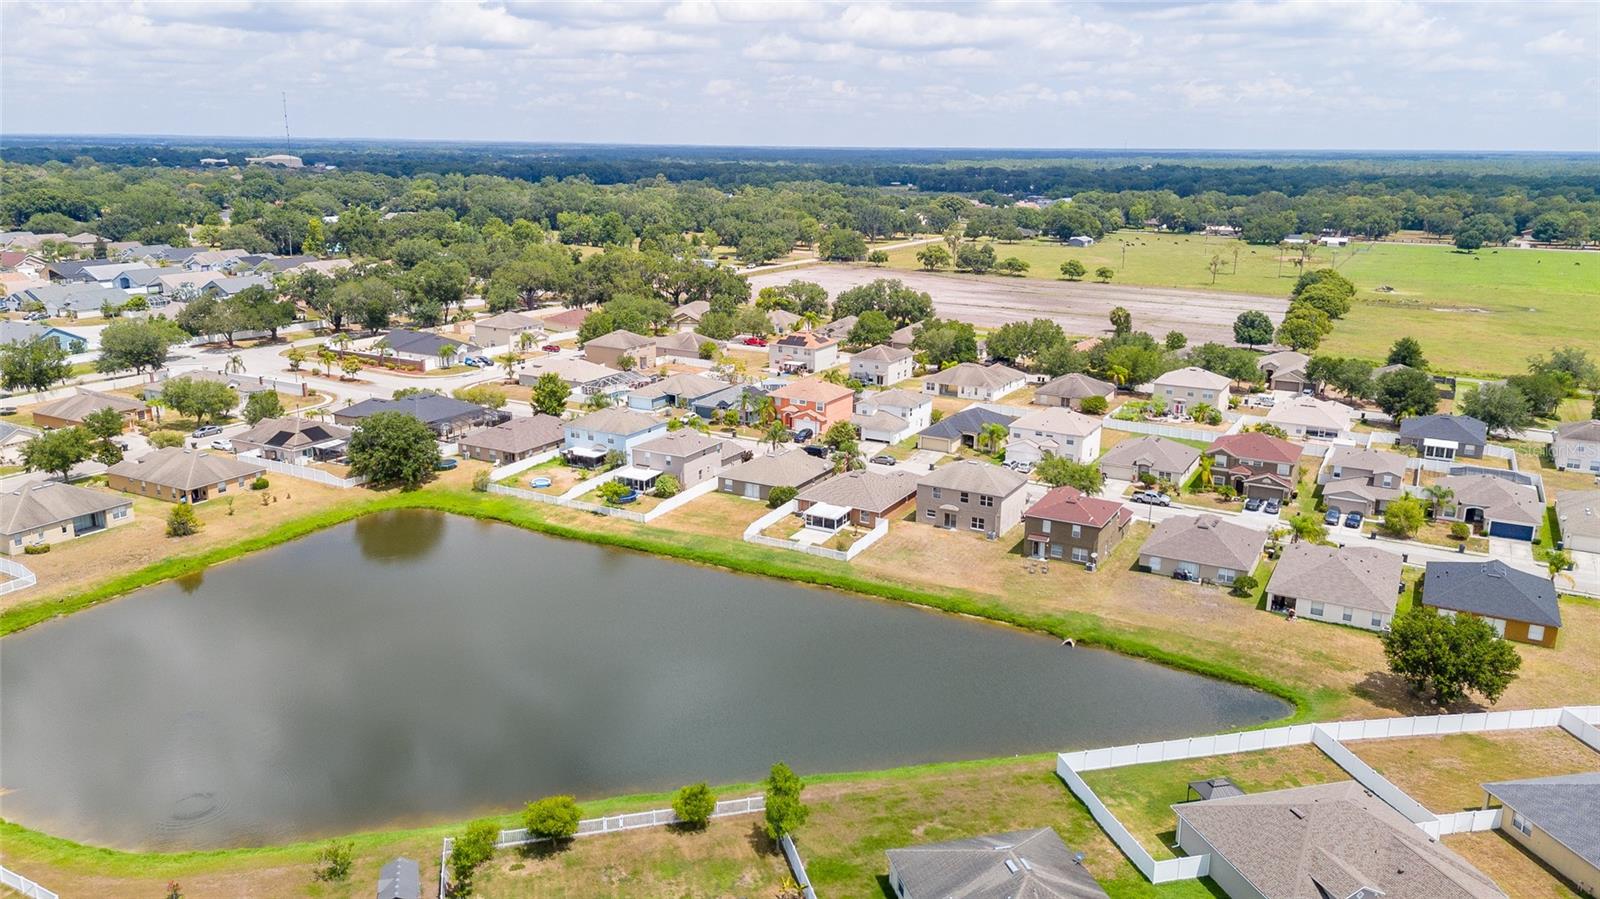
798 470 919 514
1140 514 1264 571
459 415 564 454
1024 485 1125 528
0 481 129 536
107 448 263 491
1267 543 1402 614
919 459 1028 496
34 389 145 424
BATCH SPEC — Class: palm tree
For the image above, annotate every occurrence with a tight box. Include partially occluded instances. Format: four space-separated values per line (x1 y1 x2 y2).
756 395 777 426
497 351 519 381
763 419 789 453
373 339 392 366
1422 484 1454 517
317 346 337 377
979 422 1009 455
438 344 457 369
801 311 822 332
330 332 353 353
1106 364 1131 388
146 395 166 424
225 354 246 374
518 331 537 354
736 389 752 425
584 390 613 411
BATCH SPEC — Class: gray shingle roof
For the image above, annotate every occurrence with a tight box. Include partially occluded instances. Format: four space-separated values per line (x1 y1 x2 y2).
1555 489 1600 543
853 344 914 363
380 328 478 358
458 415 564 454
917 405 1017 441
925 361 1026 390
339 394 494 428
34 389 145 423
1435 474 1543 527
1400 414 1488 445
567 406 661 436
887 828 1107 899
1099 435 1199 474
1035 373 1115 401
721 448 832 488
1140 514 1265 572
1421 560 1561 628
799 469 920 513
1556 419 1600 443
233 416 350 450
0 481 130 536
1482 772 1600 869
1268 543 1402 615
108 448 264 491
633 429 723 458
919 459 1028 496
586 329 654 351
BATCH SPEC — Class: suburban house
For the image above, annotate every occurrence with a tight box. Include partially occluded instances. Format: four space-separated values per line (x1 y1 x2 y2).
1266 543 1403 631
1552 419 1600 473
1033 373 1115 410
1264 395 1354 441
718 448 832 501
1481 773 1599 897
1398 414 1488 461
815 315 857 343
1555 489 1600 554
457 415 564 464
850 344 915 387
623 430 732 489
1005 407 1103 466
1098 435 1200 485
1173 781 1505 899
795 469 920 531
691 384 770 425
915 405 1017 454
922 362 1026 402
1256 350 1310 393
583 329 657 369
626 373 727 412
888 323 919 349
562 407 668 466
852 389 932 444
369 329 481 371
472 311 544 349
0 320 87 350
106 448 265 504
771 378 854 436
1317 445 1407 517
540 307 589 333
0 481 133 555
231 417 351 463
669 300 710 328
1152 367 1232 416
9 283 120 318
518 356 629 399
1420 559 1561 647
1022 485 1129 567
1206 432 1303 501
1431 473 1544 541
767 309 802 333
768 330 840 373
885 828 1108 899
652 331 706 362
334 394 506 438
915 460 1029 535
32 389 147 430
1138 514 1265 586
144 370 278 402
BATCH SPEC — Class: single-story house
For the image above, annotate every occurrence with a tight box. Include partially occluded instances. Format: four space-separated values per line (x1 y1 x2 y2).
106 448 265 504
795 469 920 530
853 388 933 445
886 828 1107 899
718 448 833 501
472 311 544 350
626 372 727 412
584 329 657 369
371 329 481 370
691 384 770 425
1138 514 1265 586
108 267 167 292
377 856 422 899
1481 773 1599 897
231 417 351 463
1266 543 1403 631
1067 235 1096 247
922 362 1026 402
771 378 854 436
457 414 564 464
517 356 628 399
0 481 134 554
1022 485 1129 567
1033 373 1115 410
1257 350 1310 394
1398 414 1487 460
669 300 710 328
1265 395 1354 441
540 306 590 333
1206 432 1303 501
1431 473 1544 541
1005 407 1102 465
200 274 274 298
1152 366 1232 416
1174 781 1505 899
1553 419 1600 473
887 323 919 350
0 320 87 351
1421 559 1561 646
915 460 1029 535
915 405 1018 454
850 345 915 387
335 394 506 438
145 370 278 402
653 331 708 362
562 407 668 466
769 330 840 374
1098 435 1200 485
32 389 147 430
1554 489 1600 555
816 315 858 342
1317 445 1407 516
766 309 802 334
624 429 730 489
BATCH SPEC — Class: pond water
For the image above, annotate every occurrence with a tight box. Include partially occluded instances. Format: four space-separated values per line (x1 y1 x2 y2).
0 510 1286 849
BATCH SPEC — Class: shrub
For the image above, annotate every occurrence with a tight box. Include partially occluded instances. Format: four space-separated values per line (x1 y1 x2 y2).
763 762 808 842
767 485 797 508
150 430 187 449
1079 395 1108 415
653 474 681 498
313 840 354 882
1449 521 1471 540
523 795 582 842
1137 472 1157 487
597 479 633 504
672 782 717 829
450 819 499 889
471 469 490 492
250 476 269 491
166 503 201 537
1228 573 1258 598
22 542 50 555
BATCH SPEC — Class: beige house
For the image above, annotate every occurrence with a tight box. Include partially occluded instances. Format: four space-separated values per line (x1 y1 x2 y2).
1033 373 1115 410
106 448 265 504
850 345 916 387
583 329 657 369
1553 419 1600 474
1432 473 1544 542
1318 445 1407 517
0 481 133 554
1256 351 1310 393
1266 543 1403 630
1138 514 1264 586
796 469 920 530
624 430 730 489
718 448 833 501
1098 435 1199 484
670 300 710 328
1265 395 1355 440
458 415 564 464
1004 406 1103 465
915 460 1029 535
1554 489 1600 554
472 311 544 350
231 417 350 463
1482 774 1598 897
922 362 1026 402
1152 366 1231 416
32 389 147 430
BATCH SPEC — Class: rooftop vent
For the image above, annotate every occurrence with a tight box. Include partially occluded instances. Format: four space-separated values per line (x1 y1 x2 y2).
1004 859 1019 874
1020 858 1034 871
1290 807 1307 819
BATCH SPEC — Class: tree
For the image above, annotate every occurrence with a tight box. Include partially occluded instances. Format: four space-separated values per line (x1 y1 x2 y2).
866 250 889 266
1164 330 1188 351
347 411 440 488
1060 259 1086 281
243 390 283 425
818 229 868 261
166 503 202 537
763 762 808 842
1275 306 1330 352
96 318 184 374
524 371 570 416
316 346 337 376
1373 366 1438 419
1228 573 1258 598
996 257 1029 276
1460 382 1532 435
833 279 933 326
672 782 717 829
1232 310 1274 348
984 318 1066 369
1080 395 1108 415
22 426 92 480
1421 484 1455 516
979 422 1009 455
847 309 895 348
313 840 353 882
302 218 327 256
955 242 997 273
1293 282 1352 320
1108 306 1132 337
1546 549 1573 577
1506 372 1565 419
1094 266 1115 283
1382 495 1426 538
1035 456 1103 495
1386 337 1427 369
1453 213 1513 251
1288 512 1328 544
1381 606 1521 705
286 347 306 372
523 795 582 843
340 355 362 379
161 378 237 425
653 473 681 498
916 244 951 271
767 484 797 508
450 819 499 891
0 337 73 393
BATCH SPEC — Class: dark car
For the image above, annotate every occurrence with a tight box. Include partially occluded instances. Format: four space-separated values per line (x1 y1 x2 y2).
1262 498 1281 515
803 444 829 458
1344 511 1364 529
871 454 896 466
793 427 814 442
1324 509 1341 526
1244 497 1263 512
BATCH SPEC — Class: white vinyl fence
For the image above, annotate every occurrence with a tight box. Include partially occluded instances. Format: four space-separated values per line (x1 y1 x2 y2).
781 834 819 899
0 557 39 597
1103 418 1220 443
487 449 561 483
241 454 368 488
743 500 890 562
488 469 718 523
0 867 58 899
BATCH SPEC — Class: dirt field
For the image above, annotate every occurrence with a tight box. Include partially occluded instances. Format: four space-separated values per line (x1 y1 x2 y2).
747 264 1288 344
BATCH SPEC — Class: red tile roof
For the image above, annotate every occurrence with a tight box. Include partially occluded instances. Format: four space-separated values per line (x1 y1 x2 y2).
1024 485 1125 527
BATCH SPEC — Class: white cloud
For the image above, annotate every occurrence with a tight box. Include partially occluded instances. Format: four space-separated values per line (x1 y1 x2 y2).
1526 28 1587 55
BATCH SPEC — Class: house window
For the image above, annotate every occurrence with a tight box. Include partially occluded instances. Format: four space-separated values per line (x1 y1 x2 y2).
1277 464 1291 475
1309 602 1325 617
959 492 970 504
925 509 935 520
979 495 993 508
1051 544 1064 559
1527 624 1545 642
969 516 986 531
1371 613 1383 628
1040 519 1051 533
1216 569 1236 585
1342 609 1353 622
1487 617 1506 637
1511 812 1532 836
1071 547 1088 563
1070 524 1082 539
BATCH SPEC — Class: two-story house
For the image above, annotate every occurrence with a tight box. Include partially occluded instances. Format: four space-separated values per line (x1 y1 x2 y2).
852 389 932 445
621 430 731 490
915 460 1029 535
1152 366 1232 416
849 344 915 387
771 378 854 438
562 407 668 467
1021 485 1129 567
1318 445 1407 517
583 329 658 370
1206 432 1303 501
769 330 840 373
1553 420 1600 474
1004 407 1103 466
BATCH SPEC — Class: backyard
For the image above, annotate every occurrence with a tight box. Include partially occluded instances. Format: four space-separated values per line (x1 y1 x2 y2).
1348 728 1600 813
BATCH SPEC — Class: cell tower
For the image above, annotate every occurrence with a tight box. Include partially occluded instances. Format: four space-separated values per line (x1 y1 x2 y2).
281 92 292 155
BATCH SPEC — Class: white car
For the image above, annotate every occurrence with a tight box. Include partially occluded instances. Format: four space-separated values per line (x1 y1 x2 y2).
209 438 234 452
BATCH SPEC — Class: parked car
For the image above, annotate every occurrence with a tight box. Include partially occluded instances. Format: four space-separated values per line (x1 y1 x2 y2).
1132 490 1170 506
1244 497 1263 512
1323 509 1341 526
434 457 459 471
192 425 223 439
792 427 814 442
0 405 15 415
742 336 768 347
208 439 233 452
461 357 481 367
24 311 48 321
1344 511 1364 529
803 444 829 458
870 454 896 466
541 344 561 353
1262 498 1281 515
472 356 493 367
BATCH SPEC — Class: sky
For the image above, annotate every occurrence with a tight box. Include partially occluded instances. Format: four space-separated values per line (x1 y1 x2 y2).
2 1 1597 152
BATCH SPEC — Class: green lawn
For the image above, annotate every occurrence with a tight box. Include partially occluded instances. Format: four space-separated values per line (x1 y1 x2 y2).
882 234 1598 375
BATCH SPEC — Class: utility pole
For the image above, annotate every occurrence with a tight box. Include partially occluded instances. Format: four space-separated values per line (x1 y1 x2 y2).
282 92 292 155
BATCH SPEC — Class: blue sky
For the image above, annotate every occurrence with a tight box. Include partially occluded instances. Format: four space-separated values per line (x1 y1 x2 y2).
2 1 1596 151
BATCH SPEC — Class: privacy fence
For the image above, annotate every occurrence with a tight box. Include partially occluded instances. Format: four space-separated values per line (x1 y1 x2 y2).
0 557 39 597
0 866 58 899
487 470 717 523
744 499 890 562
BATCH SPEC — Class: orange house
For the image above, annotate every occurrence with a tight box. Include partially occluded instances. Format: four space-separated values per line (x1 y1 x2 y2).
771 378 854 437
